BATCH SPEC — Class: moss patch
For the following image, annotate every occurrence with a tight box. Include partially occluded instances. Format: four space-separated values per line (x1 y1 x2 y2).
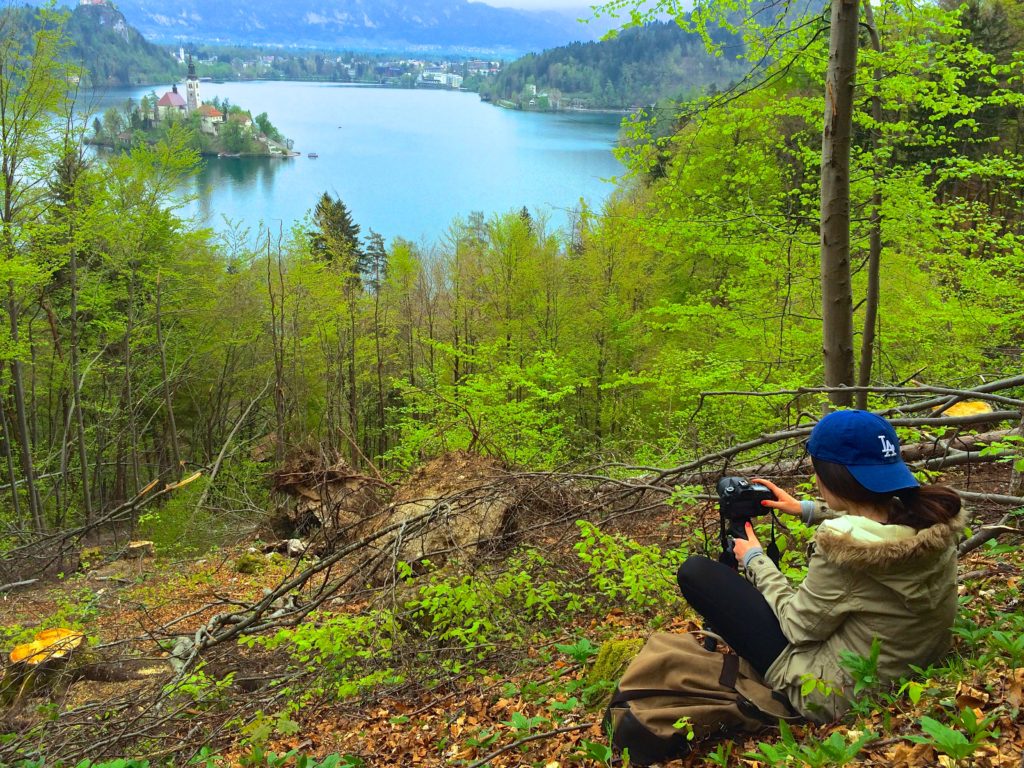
587 637 645 688
234 552 267 575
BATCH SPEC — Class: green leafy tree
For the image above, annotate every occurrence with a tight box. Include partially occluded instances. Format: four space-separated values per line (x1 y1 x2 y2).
0 5 82 531
310 192 365 276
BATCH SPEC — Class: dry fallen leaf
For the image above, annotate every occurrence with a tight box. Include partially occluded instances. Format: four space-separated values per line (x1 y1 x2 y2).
955 681 989 710
888 741 936 768
1007 668 1024 708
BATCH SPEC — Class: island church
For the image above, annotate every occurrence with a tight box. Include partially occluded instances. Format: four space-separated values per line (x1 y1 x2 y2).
155 56 225 135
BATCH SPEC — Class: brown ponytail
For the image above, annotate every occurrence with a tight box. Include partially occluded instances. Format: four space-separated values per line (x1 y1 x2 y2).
811 458 961 530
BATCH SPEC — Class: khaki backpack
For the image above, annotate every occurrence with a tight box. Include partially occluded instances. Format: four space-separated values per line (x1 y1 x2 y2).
604 632 801 766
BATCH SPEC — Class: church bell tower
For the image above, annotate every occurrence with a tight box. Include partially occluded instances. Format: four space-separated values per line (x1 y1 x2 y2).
185 54 200 113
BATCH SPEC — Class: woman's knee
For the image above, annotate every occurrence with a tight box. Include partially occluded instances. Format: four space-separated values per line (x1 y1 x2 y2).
677 555 715 597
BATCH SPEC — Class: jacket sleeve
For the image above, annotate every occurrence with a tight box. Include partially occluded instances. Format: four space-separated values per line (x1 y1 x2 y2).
802 500 841 526
745 552 853 644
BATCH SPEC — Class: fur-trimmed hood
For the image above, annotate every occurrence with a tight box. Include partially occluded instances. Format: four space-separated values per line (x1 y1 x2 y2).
813 511 967 571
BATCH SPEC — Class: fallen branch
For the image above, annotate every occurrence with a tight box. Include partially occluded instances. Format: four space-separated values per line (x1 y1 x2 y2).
698 383 1024 409
172 503 448 672
959 509 1024 557
958 565 1015 582
657 410 1018 486
900 427 1018 461
957 491 1024 506
464 722 598 768
883 374 1024 415
919 448 1011 470
0 578 38 593
972 525 1022 538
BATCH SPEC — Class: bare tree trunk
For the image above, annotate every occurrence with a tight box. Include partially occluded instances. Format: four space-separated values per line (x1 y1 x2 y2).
124 274 140 495
856 0 883 411
94 380 109 510
266 235 286 463
347 300 359 466
155 276 182 480
69 244 93 523
7 289 43 532
0 395 22 523
373 281 386 460
820 0 860 408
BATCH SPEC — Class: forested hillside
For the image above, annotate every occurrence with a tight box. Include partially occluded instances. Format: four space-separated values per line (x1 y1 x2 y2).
6 2 181 86
2 0 1024 765
66 2 181 86
479 20 748 109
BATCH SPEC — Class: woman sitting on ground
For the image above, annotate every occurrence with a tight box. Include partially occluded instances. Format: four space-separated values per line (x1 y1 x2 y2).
677 410 965 720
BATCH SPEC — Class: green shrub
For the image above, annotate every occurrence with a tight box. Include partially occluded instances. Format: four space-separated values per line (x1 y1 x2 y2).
574 520 686 612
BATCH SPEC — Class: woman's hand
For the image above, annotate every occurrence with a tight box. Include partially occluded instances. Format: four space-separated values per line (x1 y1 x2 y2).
731 521 762 562
752 477 802 516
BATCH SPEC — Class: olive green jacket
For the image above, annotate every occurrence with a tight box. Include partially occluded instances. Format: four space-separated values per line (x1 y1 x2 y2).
745 505 964 722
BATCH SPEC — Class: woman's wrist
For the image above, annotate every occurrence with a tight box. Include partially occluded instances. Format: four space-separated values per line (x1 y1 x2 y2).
741 546 765 569
800 500 817 524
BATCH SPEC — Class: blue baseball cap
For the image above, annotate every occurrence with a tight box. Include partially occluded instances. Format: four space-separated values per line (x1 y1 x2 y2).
807 410 919 493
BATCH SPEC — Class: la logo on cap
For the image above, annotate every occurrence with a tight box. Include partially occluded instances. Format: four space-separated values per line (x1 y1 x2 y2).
878 435 897 458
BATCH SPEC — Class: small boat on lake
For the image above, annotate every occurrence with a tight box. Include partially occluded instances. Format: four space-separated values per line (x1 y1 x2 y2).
307 152 319 158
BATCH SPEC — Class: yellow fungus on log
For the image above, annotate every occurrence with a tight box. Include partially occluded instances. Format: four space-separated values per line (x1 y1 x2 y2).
9 628 84 665
935 401 995 418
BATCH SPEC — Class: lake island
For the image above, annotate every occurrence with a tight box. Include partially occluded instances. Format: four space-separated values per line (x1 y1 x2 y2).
89 56 295 157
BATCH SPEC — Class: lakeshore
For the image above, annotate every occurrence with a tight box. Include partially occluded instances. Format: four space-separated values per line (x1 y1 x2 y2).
91 81 623 245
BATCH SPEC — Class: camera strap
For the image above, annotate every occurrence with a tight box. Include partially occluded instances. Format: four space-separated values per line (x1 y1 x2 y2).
765 512 781 566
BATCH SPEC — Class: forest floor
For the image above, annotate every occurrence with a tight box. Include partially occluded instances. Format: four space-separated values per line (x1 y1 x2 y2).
1 459 1022 767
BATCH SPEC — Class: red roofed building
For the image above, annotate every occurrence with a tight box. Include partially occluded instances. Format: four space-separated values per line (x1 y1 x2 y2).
156 85 187 120
196 103 224 134
196 104 223 119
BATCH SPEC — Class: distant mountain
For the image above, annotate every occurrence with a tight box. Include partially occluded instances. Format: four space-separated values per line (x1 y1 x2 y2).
98 0 599 54
480 20 747 110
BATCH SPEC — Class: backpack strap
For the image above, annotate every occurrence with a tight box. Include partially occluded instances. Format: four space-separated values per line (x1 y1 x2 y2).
772 689 801 718
766 512 782 566
718 654 740 689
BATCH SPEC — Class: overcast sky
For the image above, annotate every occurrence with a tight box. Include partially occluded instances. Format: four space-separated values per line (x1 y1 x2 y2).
472 0 671 17
472 0 598 11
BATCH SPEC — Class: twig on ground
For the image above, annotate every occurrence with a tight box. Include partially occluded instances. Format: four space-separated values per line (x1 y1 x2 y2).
464 722 598 768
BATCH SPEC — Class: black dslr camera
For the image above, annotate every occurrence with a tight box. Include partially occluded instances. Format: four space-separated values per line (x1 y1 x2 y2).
716 476 779 570
717 476 775 521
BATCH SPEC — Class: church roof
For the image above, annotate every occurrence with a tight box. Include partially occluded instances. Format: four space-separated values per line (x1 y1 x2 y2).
157 90 186 108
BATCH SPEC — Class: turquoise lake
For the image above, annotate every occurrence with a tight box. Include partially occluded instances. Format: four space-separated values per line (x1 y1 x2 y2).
92 82 625 245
